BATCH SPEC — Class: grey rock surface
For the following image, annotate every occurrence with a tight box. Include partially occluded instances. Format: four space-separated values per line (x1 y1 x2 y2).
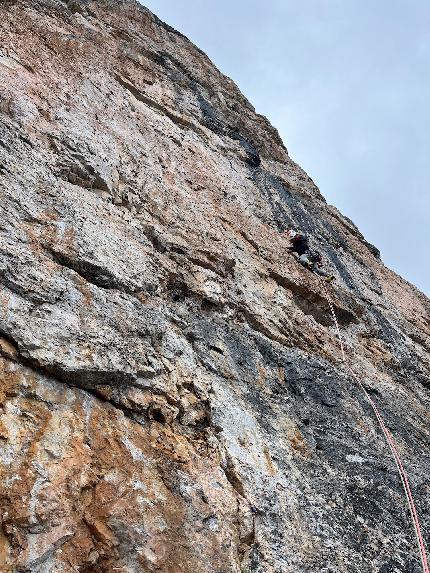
0 1 429 572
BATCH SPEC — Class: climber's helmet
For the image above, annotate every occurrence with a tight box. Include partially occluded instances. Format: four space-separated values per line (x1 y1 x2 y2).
285 229 297 239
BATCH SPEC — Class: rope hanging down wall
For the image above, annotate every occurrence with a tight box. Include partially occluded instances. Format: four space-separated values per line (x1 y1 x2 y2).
317 277 429 573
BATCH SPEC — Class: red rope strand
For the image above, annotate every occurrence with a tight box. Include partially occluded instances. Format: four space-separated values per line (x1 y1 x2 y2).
317 277 429 573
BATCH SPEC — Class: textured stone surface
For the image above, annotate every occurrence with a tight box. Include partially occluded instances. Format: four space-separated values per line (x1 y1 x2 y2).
0 1 429 572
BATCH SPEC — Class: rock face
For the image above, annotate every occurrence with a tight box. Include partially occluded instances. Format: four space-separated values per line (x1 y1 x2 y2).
0 1 429 572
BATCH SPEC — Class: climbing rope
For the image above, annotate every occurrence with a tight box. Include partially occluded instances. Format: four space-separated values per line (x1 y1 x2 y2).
317 276 429 573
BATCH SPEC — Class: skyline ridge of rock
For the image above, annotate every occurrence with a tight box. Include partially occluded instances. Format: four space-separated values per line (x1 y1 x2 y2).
0 1 429 572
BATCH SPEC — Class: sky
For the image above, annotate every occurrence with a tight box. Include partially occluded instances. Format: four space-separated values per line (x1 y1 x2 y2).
142 0 430 296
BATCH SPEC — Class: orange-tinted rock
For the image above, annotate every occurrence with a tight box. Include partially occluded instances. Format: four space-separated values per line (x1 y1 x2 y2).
0 1 429 572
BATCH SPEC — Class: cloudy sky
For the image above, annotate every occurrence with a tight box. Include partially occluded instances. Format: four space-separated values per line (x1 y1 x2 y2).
142 0 430 296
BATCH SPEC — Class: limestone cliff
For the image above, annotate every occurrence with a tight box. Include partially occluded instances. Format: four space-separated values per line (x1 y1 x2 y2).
0 1 429 572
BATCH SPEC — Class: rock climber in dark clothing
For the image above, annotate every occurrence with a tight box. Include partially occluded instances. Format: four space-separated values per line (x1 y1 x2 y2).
285 229 334 283
286 229 309 256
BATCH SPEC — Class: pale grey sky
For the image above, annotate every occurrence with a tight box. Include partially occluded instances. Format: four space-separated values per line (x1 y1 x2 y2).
142 1 430 296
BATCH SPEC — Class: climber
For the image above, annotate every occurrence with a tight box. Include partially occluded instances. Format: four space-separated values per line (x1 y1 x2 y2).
298 251 334 283
285 229 334 283
285 229 309 255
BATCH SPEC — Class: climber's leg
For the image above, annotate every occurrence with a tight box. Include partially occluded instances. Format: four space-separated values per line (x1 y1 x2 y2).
298 254 311 268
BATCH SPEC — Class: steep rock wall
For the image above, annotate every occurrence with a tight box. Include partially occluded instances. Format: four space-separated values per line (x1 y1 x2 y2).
0 1 429 572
